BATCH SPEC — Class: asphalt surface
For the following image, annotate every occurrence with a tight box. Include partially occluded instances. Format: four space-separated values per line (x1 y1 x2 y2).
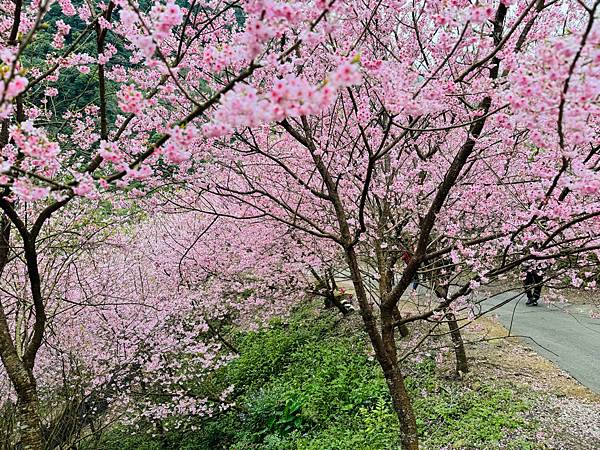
480 292 600 394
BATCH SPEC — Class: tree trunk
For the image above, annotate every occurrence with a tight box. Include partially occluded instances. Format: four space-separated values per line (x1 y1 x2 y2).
16 382 44 450
381 306 418 450
0 218 44 449
0 348 44 450
393 307 410 338
383 363 419 450
0 345 44 450
344 247 419 450
434 284 469 376
374 240 410 338
446 311 469 376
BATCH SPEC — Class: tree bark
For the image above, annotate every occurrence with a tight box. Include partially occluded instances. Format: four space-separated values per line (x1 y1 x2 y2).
383 362 419 450
0 217 44 449
0 344 44 450
434 284 469 376
393 307 410 338
15 381 44 450
374 240 410 338
381 304 418 450
345 246 418 450
446 311 468 377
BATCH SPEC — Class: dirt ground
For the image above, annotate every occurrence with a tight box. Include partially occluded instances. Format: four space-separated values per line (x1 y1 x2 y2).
463 315 598 400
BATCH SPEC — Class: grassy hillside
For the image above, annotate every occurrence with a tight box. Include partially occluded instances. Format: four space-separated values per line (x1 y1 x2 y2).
87 305 538 449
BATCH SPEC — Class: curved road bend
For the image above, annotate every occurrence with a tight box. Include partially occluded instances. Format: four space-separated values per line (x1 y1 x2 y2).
481 292 600 394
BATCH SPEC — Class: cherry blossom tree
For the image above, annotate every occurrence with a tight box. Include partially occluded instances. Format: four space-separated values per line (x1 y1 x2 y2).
157 1 600 448
1 0 599 449
0 0 355 447
0 207 318 447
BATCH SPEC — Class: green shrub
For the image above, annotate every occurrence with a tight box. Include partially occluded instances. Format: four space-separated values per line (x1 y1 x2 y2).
86 307 537 450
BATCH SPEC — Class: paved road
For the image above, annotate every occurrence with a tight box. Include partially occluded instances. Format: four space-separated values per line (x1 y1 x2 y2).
481 292 600 393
